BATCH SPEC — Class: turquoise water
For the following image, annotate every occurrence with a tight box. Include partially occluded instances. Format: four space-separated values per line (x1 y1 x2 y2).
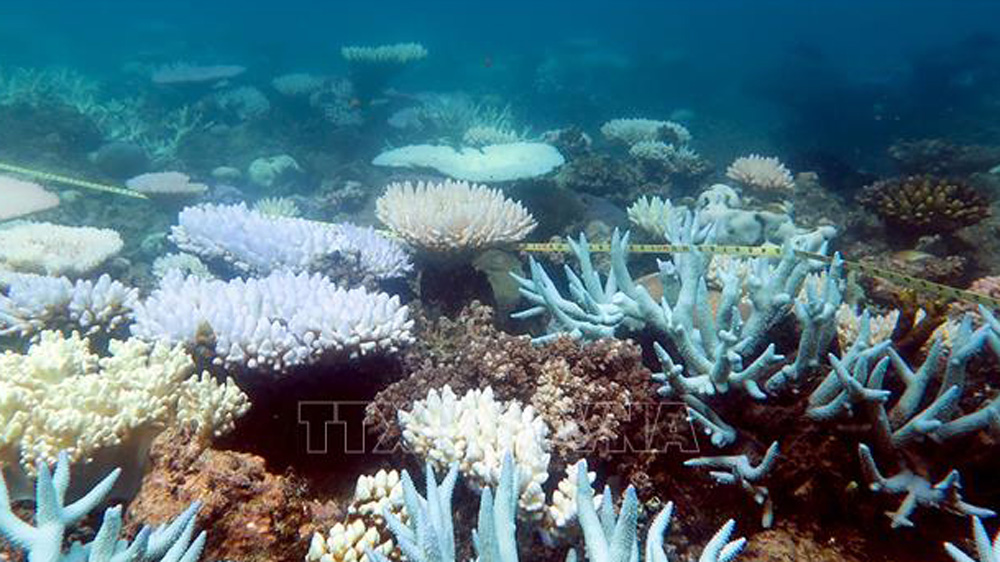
2 2 1000 562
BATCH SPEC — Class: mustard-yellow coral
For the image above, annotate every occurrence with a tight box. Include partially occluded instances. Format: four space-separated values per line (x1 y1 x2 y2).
859 175 990 234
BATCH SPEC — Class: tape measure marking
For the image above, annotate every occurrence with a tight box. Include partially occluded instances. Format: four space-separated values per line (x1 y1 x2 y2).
0 161 148 199
515 241 1000 311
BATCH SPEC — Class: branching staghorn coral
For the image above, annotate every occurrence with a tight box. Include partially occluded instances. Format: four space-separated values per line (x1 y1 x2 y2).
684 442 780 528
0 451 206 562
512 208 840 447
807 309 1000 527
572 460 746 562
944 516 1000 562
858 444 995 529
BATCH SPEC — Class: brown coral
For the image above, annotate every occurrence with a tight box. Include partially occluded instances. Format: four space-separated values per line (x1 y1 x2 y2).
365 302 662 465
125 429 319 562
858 175 990 235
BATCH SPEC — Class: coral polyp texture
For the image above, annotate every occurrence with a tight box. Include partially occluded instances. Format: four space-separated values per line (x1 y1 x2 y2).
725 154 795 191
0 329 248 473
859 175 991 235
131 270 413 373
170 203 412 281
398 385 551 516
0 222 123 277
0 175 59 221
0 270 137 337
307 469 406 562
341 43 429 64
376 179 537 252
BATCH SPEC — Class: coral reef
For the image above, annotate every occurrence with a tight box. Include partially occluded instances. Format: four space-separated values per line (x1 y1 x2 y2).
859 175 990 236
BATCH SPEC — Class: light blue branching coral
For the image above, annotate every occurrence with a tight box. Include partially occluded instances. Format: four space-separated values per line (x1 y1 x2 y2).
572 460 746 562
684 442 780 528
806 309 1000 527
372 454 746 562
0 451 205 562
809 309 1000 451
945 516 1000 562
514 208 840 448
367 462 459 562
859 444 995 529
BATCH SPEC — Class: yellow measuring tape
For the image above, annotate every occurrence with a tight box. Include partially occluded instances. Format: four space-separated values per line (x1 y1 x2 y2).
1 159 992 310
516 241 1000 311
0 161 148 199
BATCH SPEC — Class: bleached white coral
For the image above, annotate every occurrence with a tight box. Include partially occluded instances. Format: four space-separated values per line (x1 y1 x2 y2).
372 142 565 182
600 118 691 146
170 203 411 280
376 179 537 252
726 155 794 191
151 252 213 281
341 43 428 64
541 460 603 538
0 222 123 277
0 271 137 337
131 270 413 373
398 385 551 516
0 330 249 472
0 176 59 221
126 171 208 198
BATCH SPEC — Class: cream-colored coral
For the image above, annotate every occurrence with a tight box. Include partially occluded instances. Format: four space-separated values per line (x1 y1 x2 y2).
0 222 123 277
0 330 249 472
253 196 301 218
349 469 403 520
834 304 899 351
541 460 603 538
726 155 794 191
306 519 394 562
398 385 551 515
376 179 536 252
341 43 428 64
307 469 405 562
627 196 676 238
